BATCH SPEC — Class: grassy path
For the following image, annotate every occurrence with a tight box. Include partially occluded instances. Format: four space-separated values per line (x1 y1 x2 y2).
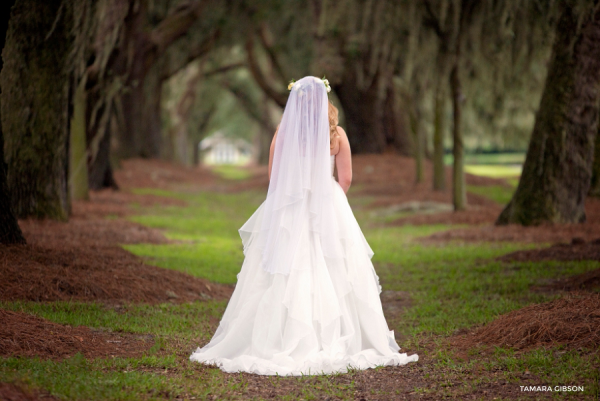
1 174 599 400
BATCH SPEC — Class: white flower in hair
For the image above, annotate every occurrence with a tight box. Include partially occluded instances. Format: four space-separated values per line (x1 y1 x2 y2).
288 76 332 94
321 76 331 93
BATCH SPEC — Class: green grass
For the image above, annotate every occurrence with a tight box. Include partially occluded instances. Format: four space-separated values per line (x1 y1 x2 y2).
125 187 600 339
464 164 522 178
0 354 179 401
125 240 242 284
366 226 599 336
3 172 599 400
489 346 600 389
211 165 253 180
1 301 226 341
467 184 515 205
125 189 264 284
444 152 525 166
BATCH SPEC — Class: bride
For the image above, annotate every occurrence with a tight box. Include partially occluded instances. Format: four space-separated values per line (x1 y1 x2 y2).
190 76 418 375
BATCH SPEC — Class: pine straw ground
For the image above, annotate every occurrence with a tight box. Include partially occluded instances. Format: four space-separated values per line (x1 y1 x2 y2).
0 161 232 304
0 309 154 360
1 155 599 400
0 382 58 401
451 292 600 351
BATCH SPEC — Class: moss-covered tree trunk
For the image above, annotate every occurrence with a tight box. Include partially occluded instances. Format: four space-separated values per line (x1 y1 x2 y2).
497 3 600 225
0 123 24 244
335 75 387 153
407 93 424 184
335 72 412 154
0 0 25 243
590 125 600 197
450 60 466 210
382 84 412 155
120 65 163 159
69 80 89 200
432 78 447 191
1 0 71 220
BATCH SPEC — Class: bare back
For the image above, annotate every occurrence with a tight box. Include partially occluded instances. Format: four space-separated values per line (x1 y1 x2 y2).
332 126 352 193
269 125 352 193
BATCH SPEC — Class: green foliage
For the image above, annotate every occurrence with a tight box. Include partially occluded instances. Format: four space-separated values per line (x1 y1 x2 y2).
467 185 515 205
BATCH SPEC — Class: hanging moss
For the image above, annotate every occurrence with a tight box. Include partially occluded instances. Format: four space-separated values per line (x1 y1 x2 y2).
497 2 600 225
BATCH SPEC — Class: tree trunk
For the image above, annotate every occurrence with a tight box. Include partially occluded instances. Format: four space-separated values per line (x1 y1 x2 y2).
0 124 24 244
590 125 600 196
69 79 89 200
193 141 200 166
257 94 273 165
450 64 466 210
497 3 600 225
0 0 25 244
88 121 118 190
1 0 71 220
432 77 447 191
382 85 412 155
257 129 272 165
413 122 425 184
86 79 119 190
335 76 386 153
406 92 424 183
120 65 163 159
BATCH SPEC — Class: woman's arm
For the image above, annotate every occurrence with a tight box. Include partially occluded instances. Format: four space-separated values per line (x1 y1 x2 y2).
335 126 352 193
268 126 279 180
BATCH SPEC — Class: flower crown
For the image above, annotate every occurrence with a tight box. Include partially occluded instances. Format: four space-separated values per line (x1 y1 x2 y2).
288 76 331 93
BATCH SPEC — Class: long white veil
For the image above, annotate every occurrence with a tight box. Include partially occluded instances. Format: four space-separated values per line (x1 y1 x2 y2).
240 76 342 276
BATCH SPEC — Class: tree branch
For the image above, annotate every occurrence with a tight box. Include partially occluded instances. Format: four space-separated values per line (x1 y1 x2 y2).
257 23 288 85
203 62 245 78
245 36 288 107
150 1 206 55
423 0 445 38
222 81 275 131
160 29 220 81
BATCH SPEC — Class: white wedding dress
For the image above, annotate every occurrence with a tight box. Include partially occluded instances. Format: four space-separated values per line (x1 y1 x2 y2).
189 154 419 376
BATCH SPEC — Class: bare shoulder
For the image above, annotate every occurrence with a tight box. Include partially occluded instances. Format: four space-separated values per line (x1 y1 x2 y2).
336 126 350 149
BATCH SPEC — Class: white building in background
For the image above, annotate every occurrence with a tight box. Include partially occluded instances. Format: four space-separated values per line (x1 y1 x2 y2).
199 131 254 165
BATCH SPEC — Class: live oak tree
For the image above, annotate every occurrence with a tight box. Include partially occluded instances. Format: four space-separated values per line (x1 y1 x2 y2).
1 0 72 220
0 125 24 244
0 0 24 244
83 0 223 188
423 0 479 208
590 127 600 197
242 0 413 155
497 0 600 225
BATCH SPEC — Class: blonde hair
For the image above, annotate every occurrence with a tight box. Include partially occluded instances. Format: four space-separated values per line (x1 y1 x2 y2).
328 101 339 149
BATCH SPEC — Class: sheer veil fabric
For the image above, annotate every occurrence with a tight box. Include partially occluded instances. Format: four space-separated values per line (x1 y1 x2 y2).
246 76 342 275
189 76 418 376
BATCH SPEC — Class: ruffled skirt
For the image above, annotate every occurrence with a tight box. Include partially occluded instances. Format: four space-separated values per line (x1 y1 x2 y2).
189 179 418 375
